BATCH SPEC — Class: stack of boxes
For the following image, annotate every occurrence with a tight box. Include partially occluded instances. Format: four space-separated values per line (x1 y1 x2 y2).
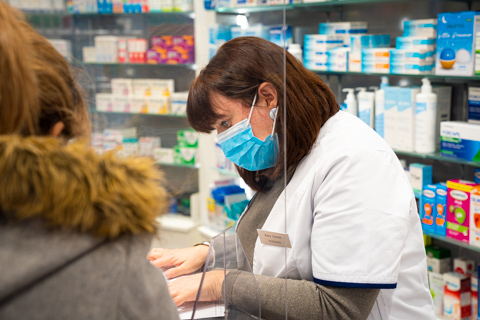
95 78 186 115
360 35 392 74
391 19 437 75
47 39 72 61
303 35 344 71
8 0 65 12
83 35 194 65
67 0 193 14
148 35 195 65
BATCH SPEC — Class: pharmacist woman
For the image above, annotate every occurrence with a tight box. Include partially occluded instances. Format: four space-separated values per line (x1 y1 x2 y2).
148 36 436 319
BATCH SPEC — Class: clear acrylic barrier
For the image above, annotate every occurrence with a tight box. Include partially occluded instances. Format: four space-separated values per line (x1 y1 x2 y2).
192 227 261 320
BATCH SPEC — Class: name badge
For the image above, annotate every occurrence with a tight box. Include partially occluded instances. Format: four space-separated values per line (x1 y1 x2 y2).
257 229 291 248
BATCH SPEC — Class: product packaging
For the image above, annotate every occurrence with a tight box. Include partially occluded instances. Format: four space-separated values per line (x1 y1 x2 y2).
454 258 476 275
440 122 480 162
469 185 480 248
443 272 471 320
447 179 477 243
95 93 113 112
429 271 444 316
435 182 448 236
426 246 451 274
436 11 480 76
468 87 480 124
409 163 433 197
177 129 199 148
415 78 437 154
422 184 437 233
396 87 420 152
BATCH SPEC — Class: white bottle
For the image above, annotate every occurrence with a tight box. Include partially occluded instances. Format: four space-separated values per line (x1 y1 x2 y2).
288 44 303 63
342 88 357 117
415 78 437 153
356 87 375 128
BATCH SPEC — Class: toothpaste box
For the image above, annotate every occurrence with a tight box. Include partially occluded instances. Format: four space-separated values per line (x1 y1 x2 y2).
422 184 437 233
469 185 480 248
435 182 448 236
447 179 477 243
443 272 471 320
468 87 480 124
436 11 480 76
440 121 480 162
403 19 437 38
429 271 445 316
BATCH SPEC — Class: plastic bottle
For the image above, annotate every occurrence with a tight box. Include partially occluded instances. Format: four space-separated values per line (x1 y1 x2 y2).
357 87 375 128
288 44 303 63
415 78 437 153
342 88 357 116
374 76 389 138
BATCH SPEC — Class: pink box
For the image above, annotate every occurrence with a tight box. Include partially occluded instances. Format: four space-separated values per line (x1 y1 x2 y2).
447 180 477 243
172 35 194 51
166 49 194 64
151 36 173 50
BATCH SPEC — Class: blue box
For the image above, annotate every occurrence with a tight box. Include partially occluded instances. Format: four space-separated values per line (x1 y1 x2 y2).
475 169 480 184
421 184 437 233
469 87 480 123
436 11 480 76
435 182 448 236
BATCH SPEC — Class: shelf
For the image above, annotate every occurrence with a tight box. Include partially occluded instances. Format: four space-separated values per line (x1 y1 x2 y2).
393 150 480 168
216 0 428 13
93 110 187 118
155 162 200 169
313 70 480 81
424 231 480 254
83 62 195 69
70 11 194 17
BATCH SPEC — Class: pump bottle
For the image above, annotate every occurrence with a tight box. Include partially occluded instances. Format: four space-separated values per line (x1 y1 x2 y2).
374 76 389 138
415 78 437 153
342 88 357 117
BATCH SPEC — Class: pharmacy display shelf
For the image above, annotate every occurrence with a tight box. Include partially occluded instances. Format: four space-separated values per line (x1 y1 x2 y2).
313 70 480 81
93 110 187 118
215 0 454 13
424 231 480 254
83 62 196 69
393 149 480 168
71 11 194 17
155 162 200 169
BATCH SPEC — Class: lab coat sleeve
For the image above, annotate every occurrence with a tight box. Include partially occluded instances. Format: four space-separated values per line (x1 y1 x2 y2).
310 148 412 289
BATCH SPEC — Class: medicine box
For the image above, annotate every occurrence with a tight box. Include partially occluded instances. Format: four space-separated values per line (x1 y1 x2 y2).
454 257 476 275
409 163 433 197
436 11 480 76
472 275 478 319
426 246 451 274
174 146 197 165
468 87 480 124
435 182 448 237
440 121 480 162
95 93 113 112
469 185 480 248
112 78 133 97
177 129 199 148
421 184 437 233
403 19 437 38
443 272 471 320
447 179 476 243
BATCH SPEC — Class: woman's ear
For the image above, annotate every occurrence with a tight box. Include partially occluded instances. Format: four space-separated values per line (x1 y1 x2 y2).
258 82 278 110
49 121 65 137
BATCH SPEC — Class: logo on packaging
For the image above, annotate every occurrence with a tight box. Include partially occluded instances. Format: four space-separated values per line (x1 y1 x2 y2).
437 189 447 196
441 130 461 137
450 190 468 201
446 280 460 290
423 190 436 198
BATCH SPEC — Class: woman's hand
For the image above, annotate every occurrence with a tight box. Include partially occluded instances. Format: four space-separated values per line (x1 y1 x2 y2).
147 245 210 279
168 270 227 306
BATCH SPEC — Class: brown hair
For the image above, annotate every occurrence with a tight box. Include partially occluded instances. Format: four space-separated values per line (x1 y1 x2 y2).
0 1 89 139
187 37 339 191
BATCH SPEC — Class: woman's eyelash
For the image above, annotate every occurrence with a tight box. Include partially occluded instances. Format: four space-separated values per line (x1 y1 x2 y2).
221 121 229 127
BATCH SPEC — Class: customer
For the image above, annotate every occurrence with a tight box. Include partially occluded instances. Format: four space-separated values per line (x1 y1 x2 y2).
0 2 178 319
149 36 436 319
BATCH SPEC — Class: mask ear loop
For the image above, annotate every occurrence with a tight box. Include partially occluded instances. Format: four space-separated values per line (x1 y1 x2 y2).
246 93 257 127
270 106 278 140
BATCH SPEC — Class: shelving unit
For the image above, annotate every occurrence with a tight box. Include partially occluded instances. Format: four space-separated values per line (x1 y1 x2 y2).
155 162 200 169
312 70 480 81
94 110 187 118
83 62 196 68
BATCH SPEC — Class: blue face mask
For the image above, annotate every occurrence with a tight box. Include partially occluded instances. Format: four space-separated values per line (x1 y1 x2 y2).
217 94 278 171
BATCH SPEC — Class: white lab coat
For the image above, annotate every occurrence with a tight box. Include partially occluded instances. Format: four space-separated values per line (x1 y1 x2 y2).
244 111 436 319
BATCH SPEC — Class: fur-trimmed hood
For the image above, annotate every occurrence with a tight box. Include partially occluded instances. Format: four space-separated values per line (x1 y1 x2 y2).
0 135 167 238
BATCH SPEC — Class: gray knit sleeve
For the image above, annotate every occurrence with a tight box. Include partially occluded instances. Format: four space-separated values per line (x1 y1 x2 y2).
225 270 379 320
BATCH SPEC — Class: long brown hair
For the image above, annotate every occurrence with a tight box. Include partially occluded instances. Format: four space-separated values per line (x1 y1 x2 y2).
0 1 89 139
187 37 339 191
